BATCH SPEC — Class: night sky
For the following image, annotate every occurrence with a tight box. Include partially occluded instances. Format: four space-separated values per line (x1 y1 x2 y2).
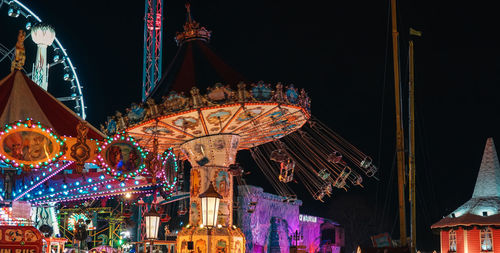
2 0 500 251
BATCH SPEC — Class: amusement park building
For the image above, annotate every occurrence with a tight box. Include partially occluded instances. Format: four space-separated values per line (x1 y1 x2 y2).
432 138 500 253
237 185 344 253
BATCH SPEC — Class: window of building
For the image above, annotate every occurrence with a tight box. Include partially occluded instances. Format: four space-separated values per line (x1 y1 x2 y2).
481 227 493 251
449 230 457 252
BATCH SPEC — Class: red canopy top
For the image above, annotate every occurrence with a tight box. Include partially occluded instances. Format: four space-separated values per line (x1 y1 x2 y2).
0 70 103 139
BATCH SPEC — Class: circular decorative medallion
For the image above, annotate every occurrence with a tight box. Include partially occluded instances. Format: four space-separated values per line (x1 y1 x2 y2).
0 119 65 169
97 133 146 180
161 148 179 194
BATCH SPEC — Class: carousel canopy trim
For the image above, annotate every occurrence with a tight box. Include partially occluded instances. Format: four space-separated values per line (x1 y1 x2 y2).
104 82 311 153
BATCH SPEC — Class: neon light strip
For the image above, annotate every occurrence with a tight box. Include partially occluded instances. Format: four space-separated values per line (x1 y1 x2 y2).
36 185 157 204
12 0 86 119
29 178 116 202
13 161 73 201
38 182 155 202
37 190 155 204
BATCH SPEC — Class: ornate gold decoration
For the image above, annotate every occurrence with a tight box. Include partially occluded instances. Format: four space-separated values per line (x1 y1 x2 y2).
11 30 26 72
144 138 171 184
111 82 309 133
207 84 234 103
174 3 211 46
70 121 90 173
0 119 65 170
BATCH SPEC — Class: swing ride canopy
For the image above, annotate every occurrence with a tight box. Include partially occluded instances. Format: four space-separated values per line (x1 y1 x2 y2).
104 7 312 154
102 4 377 204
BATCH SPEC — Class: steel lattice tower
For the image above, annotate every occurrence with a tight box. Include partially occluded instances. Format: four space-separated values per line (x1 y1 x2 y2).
142 0 164 101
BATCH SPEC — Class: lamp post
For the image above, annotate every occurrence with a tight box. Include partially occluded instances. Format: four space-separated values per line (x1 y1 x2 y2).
199 183 222 252
144 206 160 253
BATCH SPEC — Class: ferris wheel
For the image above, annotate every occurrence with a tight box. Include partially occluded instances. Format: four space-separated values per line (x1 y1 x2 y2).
0 0 87 119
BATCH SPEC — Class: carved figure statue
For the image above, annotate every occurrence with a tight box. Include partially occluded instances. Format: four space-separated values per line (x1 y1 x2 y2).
146 98 159 119
115 111 126 130
11 30 26 72
276 82 286 102
190 87 202 107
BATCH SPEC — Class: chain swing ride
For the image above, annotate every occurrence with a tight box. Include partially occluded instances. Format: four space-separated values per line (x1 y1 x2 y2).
250 115 377 203
0 1 379 251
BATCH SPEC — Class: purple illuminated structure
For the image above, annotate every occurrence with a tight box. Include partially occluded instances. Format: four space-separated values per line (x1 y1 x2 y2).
237 185 344 253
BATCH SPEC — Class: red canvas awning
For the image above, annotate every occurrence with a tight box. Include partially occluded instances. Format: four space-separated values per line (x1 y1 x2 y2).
0 70 103 139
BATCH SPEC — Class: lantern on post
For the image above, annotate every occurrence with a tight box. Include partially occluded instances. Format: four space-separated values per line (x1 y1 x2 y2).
199 182 222 227
144 206 161 253
145 207 161 239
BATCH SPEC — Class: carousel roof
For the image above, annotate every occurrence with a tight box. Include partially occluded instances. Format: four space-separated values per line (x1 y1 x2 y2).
432 138 500 229
149 4 245 99
0 70 103 139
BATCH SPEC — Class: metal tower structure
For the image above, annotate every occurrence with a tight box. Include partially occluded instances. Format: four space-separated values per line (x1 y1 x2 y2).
142 0 164 101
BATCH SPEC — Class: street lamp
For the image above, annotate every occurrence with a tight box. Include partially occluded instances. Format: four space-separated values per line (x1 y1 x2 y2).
144 206 160 253
199 182 222 227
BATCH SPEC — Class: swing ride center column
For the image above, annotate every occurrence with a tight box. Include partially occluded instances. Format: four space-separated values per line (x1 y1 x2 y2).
176 134 246 252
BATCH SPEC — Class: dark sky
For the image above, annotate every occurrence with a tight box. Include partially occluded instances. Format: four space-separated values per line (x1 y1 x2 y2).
2 0 500 251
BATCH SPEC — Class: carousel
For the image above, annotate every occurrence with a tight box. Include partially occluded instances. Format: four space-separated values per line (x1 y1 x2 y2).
101 4 378 252
0 27 179 253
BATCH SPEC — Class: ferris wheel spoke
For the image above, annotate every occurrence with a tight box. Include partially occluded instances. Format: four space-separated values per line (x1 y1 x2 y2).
0 46 14 63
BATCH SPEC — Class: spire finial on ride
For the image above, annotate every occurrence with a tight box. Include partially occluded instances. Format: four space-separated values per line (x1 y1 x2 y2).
175 2 211 46
185 2 193 24
11 30 26 72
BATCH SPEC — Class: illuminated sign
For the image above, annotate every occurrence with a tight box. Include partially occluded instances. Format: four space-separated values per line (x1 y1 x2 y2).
299 214 317 223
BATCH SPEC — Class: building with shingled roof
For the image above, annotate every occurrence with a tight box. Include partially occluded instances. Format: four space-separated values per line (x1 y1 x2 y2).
432 138 500 253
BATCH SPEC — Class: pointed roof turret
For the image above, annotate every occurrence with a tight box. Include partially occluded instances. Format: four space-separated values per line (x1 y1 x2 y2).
472 138 500 198
149 3 245 99
432 138 500 229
